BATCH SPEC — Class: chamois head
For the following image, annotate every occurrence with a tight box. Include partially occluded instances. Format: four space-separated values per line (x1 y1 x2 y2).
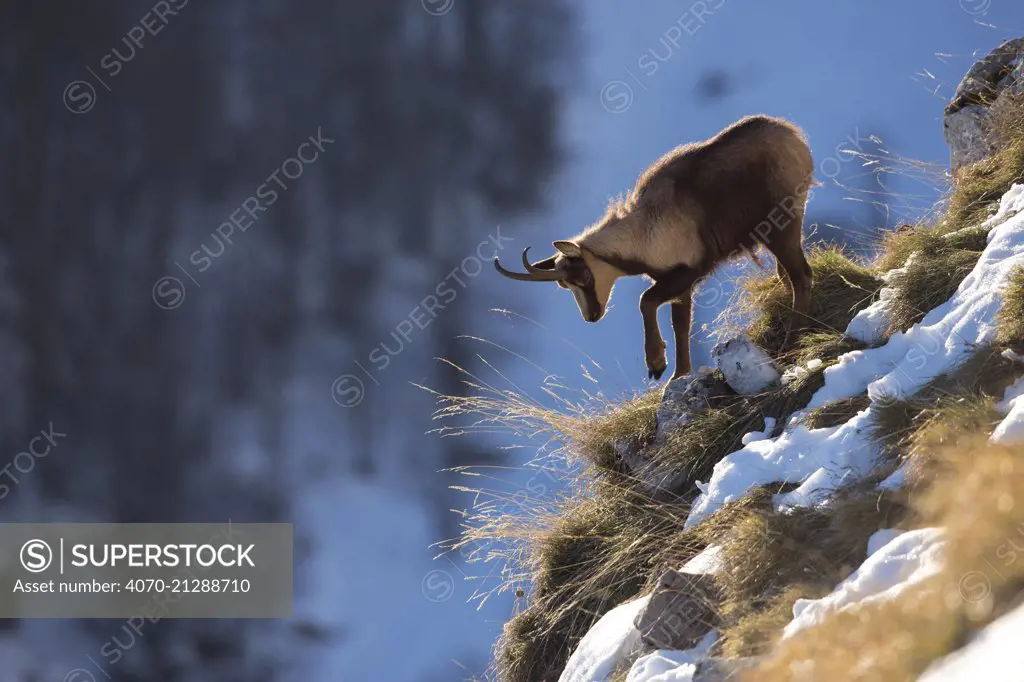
494 241 616 323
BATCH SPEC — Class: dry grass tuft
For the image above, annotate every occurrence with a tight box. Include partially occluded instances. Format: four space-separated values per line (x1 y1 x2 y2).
720 585 831 659
571 391 662 471
429 369 686 680
645 485 780 581
875 223 988 272
875 226 988 335
642 405 743 494
998 266 1024 345
431 366 661 473
791 330 866 369
803 394 872 430
735 246 882 358
871 346 1018 465
641 362 836 496
743 436 1024 682
488 480 788 681
715 487 908 657
490 479 693 682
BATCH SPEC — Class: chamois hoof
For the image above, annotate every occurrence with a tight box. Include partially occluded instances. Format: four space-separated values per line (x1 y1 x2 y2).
646 338 667 381
646 347 668 380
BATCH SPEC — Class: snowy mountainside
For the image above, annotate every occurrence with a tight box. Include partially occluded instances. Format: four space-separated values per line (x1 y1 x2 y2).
553 185 1024 680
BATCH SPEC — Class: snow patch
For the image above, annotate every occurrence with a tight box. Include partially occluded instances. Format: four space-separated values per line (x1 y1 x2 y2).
680 545 723 575
782 527 945 639
780 365 809 386
686 406 879 527
844 253 921 344
981 183 1024 230
557 547 722 682
866 528 904 557
810 185 1024 411
991 374 1024 444
740 416 775 445
844 292 891 346
625 630 717 682
879 464 907 491
1002 348 1024 364
558 596 650 682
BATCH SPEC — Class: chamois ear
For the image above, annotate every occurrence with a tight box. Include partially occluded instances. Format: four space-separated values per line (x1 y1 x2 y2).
553 240 583 259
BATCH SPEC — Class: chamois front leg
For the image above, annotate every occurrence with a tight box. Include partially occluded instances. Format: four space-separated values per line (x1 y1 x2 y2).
670 292 693 380
640 268 701 381
640 290 668 380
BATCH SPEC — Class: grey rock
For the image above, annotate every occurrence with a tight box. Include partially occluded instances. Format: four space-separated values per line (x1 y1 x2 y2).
618 444 692 491
710 335 781 395
617 441 692 494
947 37 1024 115
615 438 665 488
634 569 721 651
653 370 732 445
945 37 1024 172
946 103 996 170
615 371 733 493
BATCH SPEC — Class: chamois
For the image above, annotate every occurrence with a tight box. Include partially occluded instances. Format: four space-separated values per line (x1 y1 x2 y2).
494 114 815 381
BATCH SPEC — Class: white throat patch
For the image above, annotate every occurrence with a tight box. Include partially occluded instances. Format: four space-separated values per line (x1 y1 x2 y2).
580 250 626 308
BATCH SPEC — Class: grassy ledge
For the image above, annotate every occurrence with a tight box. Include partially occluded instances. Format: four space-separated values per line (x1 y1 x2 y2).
437 99 1024 681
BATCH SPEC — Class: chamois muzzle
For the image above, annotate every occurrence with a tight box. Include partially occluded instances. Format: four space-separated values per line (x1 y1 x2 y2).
493 247 564 282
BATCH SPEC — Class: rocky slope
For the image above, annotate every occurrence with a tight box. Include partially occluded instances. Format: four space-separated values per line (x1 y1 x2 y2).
442 37 1024 682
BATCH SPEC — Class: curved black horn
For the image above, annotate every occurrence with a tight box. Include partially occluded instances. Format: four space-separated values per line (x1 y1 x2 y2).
523 248 557 274
493 247 564 282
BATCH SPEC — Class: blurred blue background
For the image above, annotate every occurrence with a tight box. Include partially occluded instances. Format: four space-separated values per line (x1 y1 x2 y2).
2 1 1023 680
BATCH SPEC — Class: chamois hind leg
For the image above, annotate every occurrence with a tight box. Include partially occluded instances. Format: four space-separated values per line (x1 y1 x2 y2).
774 246 812 350
767 207 812 350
